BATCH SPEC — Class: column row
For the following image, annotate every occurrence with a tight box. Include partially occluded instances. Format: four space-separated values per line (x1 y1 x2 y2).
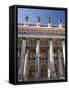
18 38 65 81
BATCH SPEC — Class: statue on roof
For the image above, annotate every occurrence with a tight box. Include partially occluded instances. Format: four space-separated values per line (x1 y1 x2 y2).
48 16 51 23
58 17 62 24
37 16 41 22
24 16 29 21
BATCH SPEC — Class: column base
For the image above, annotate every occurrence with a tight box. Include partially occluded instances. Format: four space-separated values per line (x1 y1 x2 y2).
18 74 24 81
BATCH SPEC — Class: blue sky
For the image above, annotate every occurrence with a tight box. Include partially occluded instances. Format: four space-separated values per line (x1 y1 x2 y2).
18 8 65 25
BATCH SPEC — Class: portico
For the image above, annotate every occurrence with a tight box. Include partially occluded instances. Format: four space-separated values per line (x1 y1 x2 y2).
18 24 65 81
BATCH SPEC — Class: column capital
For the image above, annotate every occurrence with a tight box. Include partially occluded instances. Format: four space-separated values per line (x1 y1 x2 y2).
57 47 61 49
49 39 53 41
36 38 40 41
22 38 27 40
26 47 29 50
61 39 65 42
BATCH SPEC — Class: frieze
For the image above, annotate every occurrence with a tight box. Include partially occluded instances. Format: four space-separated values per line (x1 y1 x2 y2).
18 31 65 36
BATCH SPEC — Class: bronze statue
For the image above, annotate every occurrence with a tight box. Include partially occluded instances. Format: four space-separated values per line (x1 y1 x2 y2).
24 16 29 21
58 17 62 23
37 16 41 22
48 16 51 23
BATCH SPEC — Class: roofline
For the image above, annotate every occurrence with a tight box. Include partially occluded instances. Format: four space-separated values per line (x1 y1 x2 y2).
18 23 65 28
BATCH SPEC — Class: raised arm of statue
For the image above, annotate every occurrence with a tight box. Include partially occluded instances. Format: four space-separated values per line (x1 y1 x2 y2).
48 16 51 23
37 16 40 22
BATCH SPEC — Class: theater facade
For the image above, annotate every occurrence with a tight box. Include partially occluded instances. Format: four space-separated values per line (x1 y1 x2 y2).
17 17 65 82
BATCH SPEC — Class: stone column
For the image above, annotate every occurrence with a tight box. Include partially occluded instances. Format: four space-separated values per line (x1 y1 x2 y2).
62 40 65 66
23 48 29 81
35 39 40 80
48 48 51 79
18 39 26 81
24 16 29 26
49 39 56 79
58 48 64 79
